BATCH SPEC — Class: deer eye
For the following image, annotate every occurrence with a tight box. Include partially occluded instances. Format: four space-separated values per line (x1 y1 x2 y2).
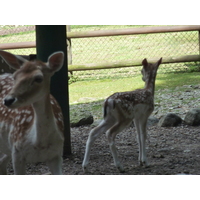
34 75 43 83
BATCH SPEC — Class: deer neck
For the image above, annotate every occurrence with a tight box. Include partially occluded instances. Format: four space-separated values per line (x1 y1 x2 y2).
144 75 156 95
33 92 54 121
32 93 56 140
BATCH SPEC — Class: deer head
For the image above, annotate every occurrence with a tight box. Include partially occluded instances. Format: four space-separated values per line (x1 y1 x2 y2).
141 58 162 82
0 50 64 109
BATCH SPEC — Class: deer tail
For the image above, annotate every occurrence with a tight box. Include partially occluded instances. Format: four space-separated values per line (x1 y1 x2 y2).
103 98 115 119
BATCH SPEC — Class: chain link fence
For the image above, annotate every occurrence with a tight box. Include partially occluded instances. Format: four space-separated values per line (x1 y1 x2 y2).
69 25 200 81
0 25 36 55
0 25 199 80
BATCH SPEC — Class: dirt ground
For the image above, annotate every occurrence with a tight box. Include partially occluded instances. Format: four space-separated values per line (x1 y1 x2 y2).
7 123 200 175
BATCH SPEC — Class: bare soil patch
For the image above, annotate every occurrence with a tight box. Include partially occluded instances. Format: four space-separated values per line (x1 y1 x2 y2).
7 124 200 175
6 84 200 175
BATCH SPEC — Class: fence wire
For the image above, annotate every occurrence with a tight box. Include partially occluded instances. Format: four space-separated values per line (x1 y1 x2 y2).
0 25 200 80
0 25 36 55
69 25 200 80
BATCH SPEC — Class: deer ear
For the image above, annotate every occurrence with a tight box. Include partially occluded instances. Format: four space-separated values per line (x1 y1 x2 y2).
156 57 162 66
0 50 27 70
142 58 148 67
47 51 64 73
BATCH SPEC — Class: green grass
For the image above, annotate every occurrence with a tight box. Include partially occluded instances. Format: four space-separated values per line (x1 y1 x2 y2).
69 71 200 105
70 25 154 31
69 71 200 121
69 75 142 104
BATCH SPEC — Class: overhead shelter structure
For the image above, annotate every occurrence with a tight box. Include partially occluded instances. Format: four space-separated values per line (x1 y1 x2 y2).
36 25 71 156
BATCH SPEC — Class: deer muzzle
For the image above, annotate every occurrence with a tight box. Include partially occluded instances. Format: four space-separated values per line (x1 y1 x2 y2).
4 96 17 107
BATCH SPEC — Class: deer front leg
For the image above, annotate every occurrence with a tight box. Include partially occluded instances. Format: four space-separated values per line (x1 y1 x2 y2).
12 152 26 175
0 153 10 175
82 120 111 173
47 156 63 175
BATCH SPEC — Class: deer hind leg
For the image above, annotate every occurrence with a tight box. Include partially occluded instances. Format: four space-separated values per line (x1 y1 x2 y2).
134 117 149 167
47 156 63 175
0 153 10 175
82 119 115 173
106 120 131 173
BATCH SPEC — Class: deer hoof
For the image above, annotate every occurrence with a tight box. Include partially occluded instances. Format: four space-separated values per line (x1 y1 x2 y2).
82 165 89 173
139 160 149 167
117 165 125 173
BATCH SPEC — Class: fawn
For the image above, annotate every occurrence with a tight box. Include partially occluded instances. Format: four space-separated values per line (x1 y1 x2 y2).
82 58 162 172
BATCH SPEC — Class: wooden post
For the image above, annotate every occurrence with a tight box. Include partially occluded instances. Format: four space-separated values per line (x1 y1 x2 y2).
67 25 200 39
67 25 72 65
36 25 71 156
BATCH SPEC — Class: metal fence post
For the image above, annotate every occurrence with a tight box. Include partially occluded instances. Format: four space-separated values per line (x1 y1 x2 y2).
36 25 71 156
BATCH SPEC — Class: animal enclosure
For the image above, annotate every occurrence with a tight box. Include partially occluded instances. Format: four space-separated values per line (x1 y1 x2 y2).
0 26 200 176
0 25 200 77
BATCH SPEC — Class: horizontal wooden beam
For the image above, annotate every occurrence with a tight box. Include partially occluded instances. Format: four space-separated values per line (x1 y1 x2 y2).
0 41 36 50
68 55 200 71
67 25 200 39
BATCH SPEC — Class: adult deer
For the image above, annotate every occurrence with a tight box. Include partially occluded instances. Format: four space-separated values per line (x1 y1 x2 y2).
82 58 162 173
0 50 64 175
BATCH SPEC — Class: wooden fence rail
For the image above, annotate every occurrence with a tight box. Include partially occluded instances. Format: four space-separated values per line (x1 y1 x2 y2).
68 55 200 71
0 41 36 50
67 25 200 38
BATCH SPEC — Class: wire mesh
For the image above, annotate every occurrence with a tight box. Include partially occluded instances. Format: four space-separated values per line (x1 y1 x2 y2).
70 26 199 62
0 25 199 80
69 25 200 80
0 25 36 55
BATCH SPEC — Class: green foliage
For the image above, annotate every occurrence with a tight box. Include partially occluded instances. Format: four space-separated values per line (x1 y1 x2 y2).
68 74 79 85
185 62 200 72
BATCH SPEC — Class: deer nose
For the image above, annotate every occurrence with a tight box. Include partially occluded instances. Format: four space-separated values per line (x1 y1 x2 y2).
4 97 16 107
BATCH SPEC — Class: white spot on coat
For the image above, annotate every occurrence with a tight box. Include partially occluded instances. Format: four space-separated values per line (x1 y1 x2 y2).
26 115 33 123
